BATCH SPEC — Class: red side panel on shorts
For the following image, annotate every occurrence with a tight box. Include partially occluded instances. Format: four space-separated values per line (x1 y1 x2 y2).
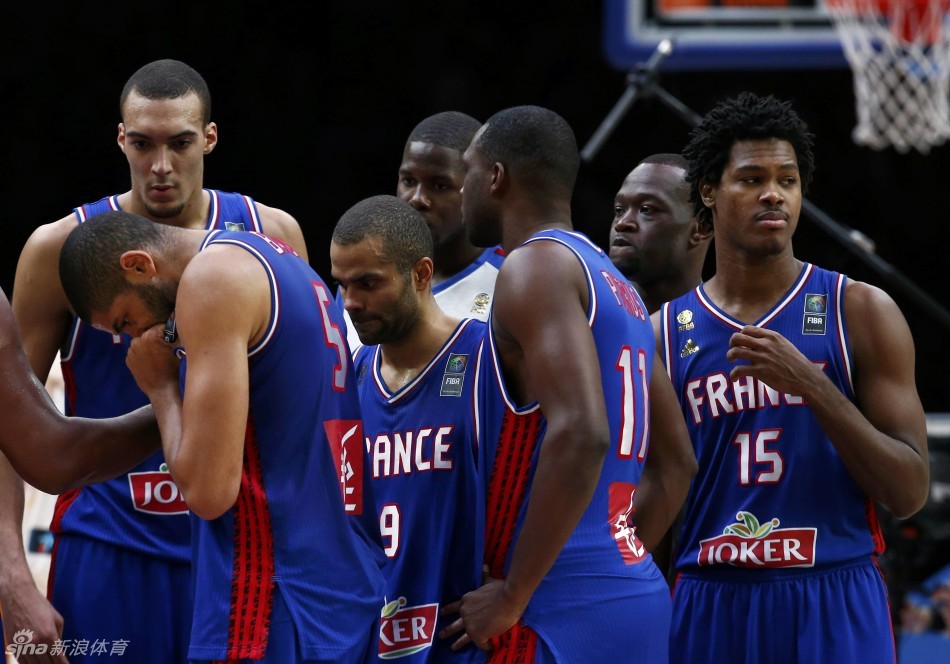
489 622 538 664
50 489 81 533
484 409 543 580
46 490 82 599
865 497 886 555
226 416 275 660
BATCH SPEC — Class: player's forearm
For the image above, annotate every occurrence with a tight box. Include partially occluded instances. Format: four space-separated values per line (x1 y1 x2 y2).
150 387 239 520
1 404 160 494
804 378 928 518
504 427 608 607
0 452 34 596
57 407 162 489
148 385 189 479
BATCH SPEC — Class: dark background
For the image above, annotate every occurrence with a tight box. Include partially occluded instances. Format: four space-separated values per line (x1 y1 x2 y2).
4 0 950 632
3 0 947 413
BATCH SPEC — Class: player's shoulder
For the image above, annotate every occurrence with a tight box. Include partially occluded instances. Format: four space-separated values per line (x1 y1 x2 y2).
456 317 488 346
254 200 298 228
496 236 586 303
842 278 902 322
188 234 266 282
21 213 82 259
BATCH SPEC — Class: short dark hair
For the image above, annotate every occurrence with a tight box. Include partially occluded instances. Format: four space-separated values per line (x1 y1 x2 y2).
406 111 482 153
476 105 579 193
59 211 170 322
332 195 433 275
639 152 689 172
120 59 212 125
683 92 815 225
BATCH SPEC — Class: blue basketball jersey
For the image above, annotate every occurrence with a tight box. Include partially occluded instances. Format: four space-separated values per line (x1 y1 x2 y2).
185 230 385 662
53 189 266 562
659 263 884 575
354 318 485 663
476 229 671 662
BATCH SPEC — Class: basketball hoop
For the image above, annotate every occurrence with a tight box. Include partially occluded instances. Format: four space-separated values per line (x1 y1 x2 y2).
826 0 950 153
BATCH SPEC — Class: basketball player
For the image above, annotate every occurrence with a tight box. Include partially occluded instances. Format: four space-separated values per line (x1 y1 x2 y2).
609 152 713 582
340 111 503 353
58 210 385 662
331 195 484 662
442 106 696 661
659 92 929 663
1 59 308 662
609 153 712 315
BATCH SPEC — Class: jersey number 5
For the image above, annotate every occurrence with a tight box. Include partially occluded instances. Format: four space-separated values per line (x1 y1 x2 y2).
313 282 347 391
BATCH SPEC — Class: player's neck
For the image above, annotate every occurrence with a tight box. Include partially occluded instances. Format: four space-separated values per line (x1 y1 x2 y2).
635 272 703 315
118 189 211 230
704 252 804 323
379 304 460 392
432 240 483 286
500 198 573 254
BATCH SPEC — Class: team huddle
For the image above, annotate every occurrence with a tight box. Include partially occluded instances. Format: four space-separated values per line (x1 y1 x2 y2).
0 60 930 664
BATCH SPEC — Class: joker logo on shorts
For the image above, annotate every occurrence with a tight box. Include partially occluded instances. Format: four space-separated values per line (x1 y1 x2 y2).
128 463 189 515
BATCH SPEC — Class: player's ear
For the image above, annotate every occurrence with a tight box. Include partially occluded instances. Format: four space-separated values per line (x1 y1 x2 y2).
690 217 714 246
490 163 506 195
412 256 434 291
118 251 158 282
203 121 218 155
700 181 717 209
117 122 127 154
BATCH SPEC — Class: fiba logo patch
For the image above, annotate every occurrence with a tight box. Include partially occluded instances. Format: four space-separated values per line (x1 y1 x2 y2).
805 294 827 313
224 221 246 231
440 353 468 397
802 293 828 335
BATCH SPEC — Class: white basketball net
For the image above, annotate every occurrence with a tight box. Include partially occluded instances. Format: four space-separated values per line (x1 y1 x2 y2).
827 0 950 153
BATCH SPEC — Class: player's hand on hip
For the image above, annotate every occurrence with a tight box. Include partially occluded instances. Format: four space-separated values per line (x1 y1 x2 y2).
439 578 525 652
126 324 181 398
727 325 824 396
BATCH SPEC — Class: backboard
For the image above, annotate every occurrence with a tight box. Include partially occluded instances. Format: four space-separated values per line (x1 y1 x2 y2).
604 0 848 71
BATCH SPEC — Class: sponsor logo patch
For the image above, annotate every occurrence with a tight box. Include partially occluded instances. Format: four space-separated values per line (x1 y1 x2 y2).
609 482 647 565
698 511 816 568
128 463 189 515
378 598 438 659
324 420 365 515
